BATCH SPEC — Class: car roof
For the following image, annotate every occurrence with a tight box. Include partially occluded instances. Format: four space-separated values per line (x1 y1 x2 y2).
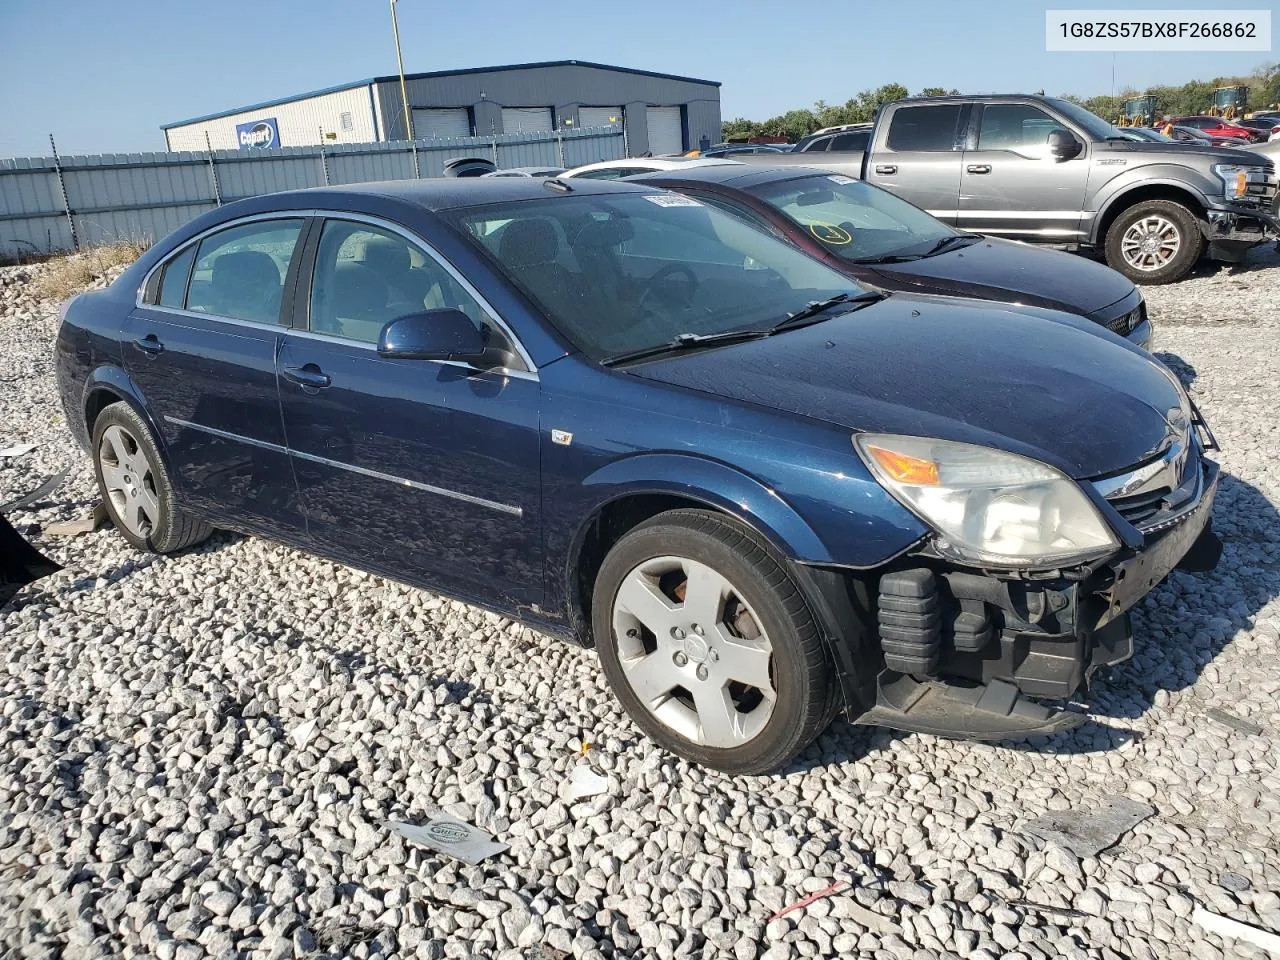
228 177 664 214
625 164 837 190
563 157 745 175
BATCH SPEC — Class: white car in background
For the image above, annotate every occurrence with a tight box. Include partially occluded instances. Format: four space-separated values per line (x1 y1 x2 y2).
559 156 744 180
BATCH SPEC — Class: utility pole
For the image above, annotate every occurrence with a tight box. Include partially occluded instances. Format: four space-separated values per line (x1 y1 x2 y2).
390 0 414 140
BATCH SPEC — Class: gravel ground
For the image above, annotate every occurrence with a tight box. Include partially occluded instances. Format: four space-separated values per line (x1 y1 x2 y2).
1 249 1279 960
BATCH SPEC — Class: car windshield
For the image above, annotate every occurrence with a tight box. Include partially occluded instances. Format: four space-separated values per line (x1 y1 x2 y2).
750 174 959 262
1045 97 1120 140
446 192 863 360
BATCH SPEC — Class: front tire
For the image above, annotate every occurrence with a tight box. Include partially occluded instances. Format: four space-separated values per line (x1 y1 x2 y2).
592 509 836 775
1104 199 1203 285
91 403 212 553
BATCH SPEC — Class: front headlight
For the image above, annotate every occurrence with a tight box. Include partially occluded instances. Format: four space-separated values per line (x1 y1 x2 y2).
1212 163 1265 201
854 434 1119 568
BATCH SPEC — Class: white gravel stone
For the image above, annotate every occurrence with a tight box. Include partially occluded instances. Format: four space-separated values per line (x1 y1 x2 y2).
1 249 1279 956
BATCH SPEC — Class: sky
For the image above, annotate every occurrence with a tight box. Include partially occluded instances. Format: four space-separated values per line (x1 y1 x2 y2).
0 0 1272 158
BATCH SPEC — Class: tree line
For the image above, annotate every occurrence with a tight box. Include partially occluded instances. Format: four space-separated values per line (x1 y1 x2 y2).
722 64 1280 141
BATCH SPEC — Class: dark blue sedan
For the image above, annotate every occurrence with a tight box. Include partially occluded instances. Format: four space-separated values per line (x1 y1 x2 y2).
55 178 1221 773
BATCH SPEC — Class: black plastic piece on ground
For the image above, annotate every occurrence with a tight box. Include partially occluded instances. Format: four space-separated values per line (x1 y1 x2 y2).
878 569 941 675
856 671 1088 741
1 514 62 606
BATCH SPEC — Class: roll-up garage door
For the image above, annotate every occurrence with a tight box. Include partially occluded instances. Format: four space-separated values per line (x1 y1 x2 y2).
502 107 554 133
413 108 472 139
646 106 684 155
578 106 623 130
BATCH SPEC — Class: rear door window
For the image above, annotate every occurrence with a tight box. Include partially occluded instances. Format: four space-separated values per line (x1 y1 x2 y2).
886 105 965 151
186 219 304 324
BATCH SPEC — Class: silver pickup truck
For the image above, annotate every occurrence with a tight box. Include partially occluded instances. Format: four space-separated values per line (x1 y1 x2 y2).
743 94 1279 284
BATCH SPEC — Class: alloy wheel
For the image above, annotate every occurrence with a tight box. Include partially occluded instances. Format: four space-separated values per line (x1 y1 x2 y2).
1120 215 1181 272
98 424 161 539
611 556 776 748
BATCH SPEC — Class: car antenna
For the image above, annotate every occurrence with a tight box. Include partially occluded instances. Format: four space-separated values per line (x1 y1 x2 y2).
543 178 572 193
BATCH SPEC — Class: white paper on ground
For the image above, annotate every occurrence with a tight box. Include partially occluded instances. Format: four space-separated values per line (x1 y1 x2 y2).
560 763 609 802
390 814 509 865
0 443 37 458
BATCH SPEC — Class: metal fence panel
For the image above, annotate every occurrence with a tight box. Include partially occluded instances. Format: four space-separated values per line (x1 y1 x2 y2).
0 128 626 260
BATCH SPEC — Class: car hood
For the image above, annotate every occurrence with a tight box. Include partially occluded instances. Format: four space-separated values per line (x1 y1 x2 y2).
1101 140 1265 164
867 237 1134 317
628 295 1183 480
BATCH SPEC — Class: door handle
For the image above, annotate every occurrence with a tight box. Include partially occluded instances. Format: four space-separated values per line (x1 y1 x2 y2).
966 164 992 174
874 164 897 175
282 365 332 389
133 335 164 355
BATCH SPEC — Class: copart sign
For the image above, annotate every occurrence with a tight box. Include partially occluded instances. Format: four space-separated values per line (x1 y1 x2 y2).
235 117 280 150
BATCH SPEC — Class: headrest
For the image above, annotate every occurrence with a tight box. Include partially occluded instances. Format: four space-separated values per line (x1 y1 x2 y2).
357 236 411 276
573 217 635 249
328 261 389 318
212 251 279 289
499 219 559 269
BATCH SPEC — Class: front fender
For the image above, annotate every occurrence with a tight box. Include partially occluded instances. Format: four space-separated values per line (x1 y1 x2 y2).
580 452 836 563
1090 167 1217 242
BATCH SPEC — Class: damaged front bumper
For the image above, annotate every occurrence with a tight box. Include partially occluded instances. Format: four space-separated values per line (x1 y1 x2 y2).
1203 202 1280 261
851 456 1221 741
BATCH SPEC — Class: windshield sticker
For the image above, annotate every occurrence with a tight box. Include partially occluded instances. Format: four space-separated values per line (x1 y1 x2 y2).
826 175 857 185
808 222 853 245
644 194 703 207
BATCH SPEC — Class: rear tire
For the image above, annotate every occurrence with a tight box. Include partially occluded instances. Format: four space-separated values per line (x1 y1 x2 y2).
91 403 212 553
592 509 835 774
1104 200 1203 285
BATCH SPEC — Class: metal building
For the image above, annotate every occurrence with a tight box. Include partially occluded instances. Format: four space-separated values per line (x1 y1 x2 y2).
162 60 721 157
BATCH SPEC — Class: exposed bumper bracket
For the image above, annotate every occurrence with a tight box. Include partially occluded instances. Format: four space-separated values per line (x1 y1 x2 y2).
855 671 1087 741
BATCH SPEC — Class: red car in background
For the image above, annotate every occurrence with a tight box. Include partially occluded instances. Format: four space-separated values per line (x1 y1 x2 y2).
1170 115 1266 143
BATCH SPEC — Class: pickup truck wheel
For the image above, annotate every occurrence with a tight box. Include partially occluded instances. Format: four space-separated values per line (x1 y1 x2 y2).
592 509 836 775
1104 200 1203 285
92 403 212 554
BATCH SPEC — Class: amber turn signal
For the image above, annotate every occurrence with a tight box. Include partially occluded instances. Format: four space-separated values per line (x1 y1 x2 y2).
865 444 940 486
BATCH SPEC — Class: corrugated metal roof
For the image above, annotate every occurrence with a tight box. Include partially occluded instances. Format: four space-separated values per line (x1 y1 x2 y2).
161 60 721 129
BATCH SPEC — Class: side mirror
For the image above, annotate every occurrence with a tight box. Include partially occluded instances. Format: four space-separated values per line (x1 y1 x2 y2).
1047 129 1082 161
377 310 488 361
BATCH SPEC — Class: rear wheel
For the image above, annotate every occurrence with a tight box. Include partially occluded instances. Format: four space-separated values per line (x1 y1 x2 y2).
592 509 836 774
1104 200 1203 285
91 403 212 553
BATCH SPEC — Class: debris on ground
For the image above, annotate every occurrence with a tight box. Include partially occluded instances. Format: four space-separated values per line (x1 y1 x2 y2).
1022 795 1155 858
0 442 37 458
291 718 318 748
1219 872 1252 892
768 877 903 933
390 814 508 865
43 502 108 537
559 763 609 803
1192 906 1280 955
1205 706 1265 737
0 467 70 514
1 513 62 605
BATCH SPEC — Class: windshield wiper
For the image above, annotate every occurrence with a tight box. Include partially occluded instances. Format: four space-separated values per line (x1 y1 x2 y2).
768 291 884 333
856 234 980 264
601 292 885 366
600 328 768 367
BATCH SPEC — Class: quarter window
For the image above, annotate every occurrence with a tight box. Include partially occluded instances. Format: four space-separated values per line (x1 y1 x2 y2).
157 244 196 309
185 219 303 324
799 137 831 153
885 104 965 152
977 104 1068 157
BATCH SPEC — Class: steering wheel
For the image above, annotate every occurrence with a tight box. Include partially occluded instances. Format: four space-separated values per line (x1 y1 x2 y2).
637 264 700 312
